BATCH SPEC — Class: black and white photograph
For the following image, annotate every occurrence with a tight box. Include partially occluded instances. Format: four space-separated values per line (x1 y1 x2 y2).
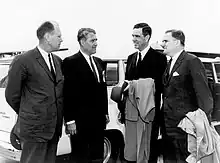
0 0 220 163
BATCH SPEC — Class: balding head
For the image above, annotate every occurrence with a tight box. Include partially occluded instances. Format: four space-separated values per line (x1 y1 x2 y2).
37 21 62 52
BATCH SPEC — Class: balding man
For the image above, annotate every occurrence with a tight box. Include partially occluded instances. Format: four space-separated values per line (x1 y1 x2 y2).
5 21 64 163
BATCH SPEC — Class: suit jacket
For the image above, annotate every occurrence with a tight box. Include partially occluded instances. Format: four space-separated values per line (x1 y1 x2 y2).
5 47 64 142
125 47 167 112
62 51 108 132
162 50 213 135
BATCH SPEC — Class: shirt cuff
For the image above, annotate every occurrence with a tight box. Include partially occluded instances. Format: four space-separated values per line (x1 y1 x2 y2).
66 120 75 125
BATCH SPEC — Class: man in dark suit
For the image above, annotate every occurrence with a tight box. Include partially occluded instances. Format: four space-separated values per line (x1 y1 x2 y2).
62 28 109 163
123 23 167 163
5 21 64 163
161 29 213 163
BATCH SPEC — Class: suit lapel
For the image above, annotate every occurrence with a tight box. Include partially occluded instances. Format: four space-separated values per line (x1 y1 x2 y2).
167 51 186 83
78 52 98 82
142 47 153 60
34 48 55 82
134 52 139 66
163 64 170 85
128 52 138 73
129 52 138 67
78 51 93 72
93 57 104 83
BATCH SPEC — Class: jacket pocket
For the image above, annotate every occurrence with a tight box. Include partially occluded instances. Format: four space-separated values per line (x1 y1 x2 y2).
19 110 41 123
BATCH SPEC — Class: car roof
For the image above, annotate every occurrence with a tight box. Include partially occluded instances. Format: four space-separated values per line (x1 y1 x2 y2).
0 56 15 65
0 57 127 65
200 57 220 63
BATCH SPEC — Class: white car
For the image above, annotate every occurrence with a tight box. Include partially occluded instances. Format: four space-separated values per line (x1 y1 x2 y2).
0 54 126 163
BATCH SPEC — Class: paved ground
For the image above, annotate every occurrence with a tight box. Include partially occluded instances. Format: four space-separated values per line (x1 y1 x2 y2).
0 156 18 163
0 155 72 163
0 156 123 163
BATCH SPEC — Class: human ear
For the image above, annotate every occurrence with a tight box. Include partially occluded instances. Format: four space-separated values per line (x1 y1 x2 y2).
44 33 51 43
144 35 150 42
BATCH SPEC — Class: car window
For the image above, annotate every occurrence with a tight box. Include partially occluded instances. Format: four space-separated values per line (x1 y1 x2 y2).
0 59 122 87
106 63 118 86
203 62 214 80
214 63 220 82
0 64 9 88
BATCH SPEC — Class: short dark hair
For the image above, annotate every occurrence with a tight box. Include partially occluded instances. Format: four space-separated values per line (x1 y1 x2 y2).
37 21 55 40
165 29 185 46
77 28 96 45
133 23 152 37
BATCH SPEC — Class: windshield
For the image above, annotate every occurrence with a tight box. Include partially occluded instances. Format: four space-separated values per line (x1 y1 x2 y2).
203 62 213 80
0 64 9 88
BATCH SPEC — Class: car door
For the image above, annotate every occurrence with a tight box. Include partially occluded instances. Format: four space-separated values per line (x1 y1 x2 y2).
105 59 125 132
211 62 220 121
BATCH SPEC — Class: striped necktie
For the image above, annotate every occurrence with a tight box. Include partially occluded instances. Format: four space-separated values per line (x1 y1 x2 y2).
89 56 98 82
166 58 173 80
48 53 56 80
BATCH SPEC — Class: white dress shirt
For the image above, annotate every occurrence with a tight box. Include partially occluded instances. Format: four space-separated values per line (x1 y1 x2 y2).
169 50 183 74
80 50 100 82
136 45 150 65
37 46 56 73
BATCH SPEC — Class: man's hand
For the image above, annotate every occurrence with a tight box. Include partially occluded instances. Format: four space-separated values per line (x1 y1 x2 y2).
106 115 110 124
123 80 130 92
118 112 125 124
66 123 77 135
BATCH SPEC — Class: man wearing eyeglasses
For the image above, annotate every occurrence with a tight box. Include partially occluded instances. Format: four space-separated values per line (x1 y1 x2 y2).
161 29 213 163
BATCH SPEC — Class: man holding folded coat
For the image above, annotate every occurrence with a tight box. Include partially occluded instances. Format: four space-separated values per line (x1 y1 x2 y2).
160 29 213 163
122 23 167 163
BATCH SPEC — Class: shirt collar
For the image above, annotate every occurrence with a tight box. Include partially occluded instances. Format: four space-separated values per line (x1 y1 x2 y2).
37 46 48 58
171 50 183 62
139 45 150 59
80 50 91 60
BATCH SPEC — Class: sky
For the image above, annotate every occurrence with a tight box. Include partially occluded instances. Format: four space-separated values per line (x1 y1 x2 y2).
1 0 220 59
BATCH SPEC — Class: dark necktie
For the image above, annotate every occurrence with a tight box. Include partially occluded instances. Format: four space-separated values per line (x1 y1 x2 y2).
48 53 56 80
166 58 172 80
137 52 142 68
89 56 98 82
167 58 173 74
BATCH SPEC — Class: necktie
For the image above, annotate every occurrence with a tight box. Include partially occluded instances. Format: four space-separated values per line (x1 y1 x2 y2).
168 58 173 74
137 52 142 68
89 56 98 82
48 53 56 80
165 58 172 81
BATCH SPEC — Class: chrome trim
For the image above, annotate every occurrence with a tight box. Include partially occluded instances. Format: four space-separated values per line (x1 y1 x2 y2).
103 137 111 163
